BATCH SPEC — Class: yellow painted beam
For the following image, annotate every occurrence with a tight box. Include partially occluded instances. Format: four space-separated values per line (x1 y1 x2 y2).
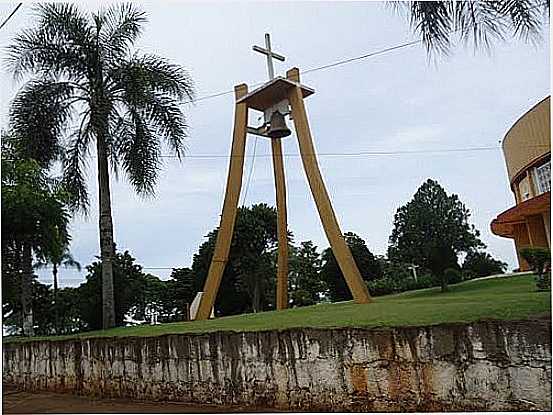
286 68 371 304
271 137 289 310
195 84 249 320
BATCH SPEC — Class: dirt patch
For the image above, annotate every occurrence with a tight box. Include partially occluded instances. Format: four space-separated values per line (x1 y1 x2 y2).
2 386 272 414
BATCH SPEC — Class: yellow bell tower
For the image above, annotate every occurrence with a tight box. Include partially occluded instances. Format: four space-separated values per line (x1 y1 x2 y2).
195 34 371 320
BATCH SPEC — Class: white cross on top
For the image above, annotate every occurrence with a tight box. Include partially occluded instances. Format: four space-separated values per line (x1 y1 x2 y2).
253 33 285 80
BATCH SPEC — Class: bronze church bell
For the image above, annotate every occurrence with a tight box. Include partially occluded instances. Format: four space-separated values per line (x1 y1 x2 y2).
267 111 291 138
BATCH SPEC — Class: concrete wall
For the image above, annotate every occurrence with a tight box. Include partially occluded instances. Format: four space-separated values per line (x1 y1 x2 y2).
3 319 552 411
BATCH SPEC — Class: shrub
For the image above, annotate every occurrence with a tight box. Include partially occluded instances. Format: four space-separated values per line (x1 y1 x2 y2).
444 268 463 285
461 269 477 281
415 273 436 289
520 247 551 290
367 278 395 296
462 250 507 277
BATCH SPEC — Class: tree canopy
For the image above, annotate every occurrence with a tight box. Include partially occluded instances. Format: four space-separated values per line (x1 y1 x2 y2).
288 241 326 307
462 250 508 278
1 148 71 335
321 232 382 302
192 203 279 315
388 179 483 291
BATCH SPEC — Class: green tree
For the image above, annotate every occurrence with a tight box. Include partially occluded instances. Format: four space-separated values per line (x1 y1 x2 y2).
160 268 196 321
35 245 81 334
391 1 548 55
7 4 194 329
1 155 70 336
192 204 279 316
462 250 507 278
77 249 162 330
388 179 484 292
288 241 326 307
55 287 87 334
321 232 382 302
191 229 247 317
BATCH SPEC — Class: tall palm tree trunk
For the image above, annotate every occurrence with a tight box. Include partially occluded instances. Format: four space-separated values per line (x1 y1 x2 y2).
96 136 116 329
21 241 34 336
52 263 58 334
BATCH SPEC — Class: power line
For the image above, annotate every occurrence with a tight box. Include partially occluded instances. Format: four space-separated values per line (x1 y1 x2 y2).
6 144 547 163
167 145 507 159
0 2 22 31
183 1 548 106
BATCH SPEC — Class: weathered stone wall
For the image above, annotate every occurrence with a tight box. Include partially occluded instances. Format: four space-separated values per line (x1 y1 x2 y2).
3 319 552 411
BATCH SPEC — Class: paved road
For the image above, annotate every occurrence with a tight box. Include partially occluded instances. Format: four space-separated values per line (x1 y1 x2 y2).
2 387 264 414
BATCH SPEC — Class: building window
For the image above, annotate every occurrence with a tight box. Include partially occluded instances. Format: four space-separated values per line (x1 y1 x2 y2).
535 161 551 194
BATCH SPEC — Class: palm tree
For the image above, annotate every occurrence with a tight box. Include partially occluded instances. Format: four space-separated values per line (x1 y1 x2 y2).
7 3 194 329
2 154 71 336
392 1 549 55
35 243 81 334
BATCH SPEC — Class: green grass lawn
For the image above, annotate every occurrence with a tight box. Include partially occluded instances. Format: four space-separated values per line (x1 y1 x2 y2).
5 274 550 343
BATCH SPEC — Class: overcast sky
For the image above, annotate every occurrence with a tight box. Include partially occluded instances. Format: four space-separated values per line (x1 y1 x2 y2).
0 1 550 287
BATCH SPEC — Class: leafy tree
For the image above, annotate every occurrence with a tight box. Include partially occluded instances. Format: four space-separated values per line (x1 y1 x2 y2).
232 204 278 312
1 155 70 335
391 1 549 55
377 256 422 283
54 287 87 334
192 204 279 316
321 232 382 302
462 250 507 278
191 228 249 316
520 247 551 290
7 3 194 329
288 241 326 307
444 267 463 285
160 268 196 321
388 179 484 292
77 249 161 329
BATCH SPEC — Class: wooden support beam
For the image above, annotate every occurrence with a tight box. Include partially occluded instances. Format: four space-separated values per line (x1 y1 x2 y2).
271 137 289 310
286 68 371 304
195 84 249 320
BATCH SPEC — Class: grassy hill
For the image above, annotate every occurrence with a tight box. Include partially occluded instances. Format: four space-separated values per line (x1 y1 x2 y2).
5 274 550 343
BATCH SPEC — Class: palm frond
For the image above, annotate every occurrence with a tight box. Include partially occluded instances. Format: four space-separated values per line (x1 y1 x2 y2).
117 109 161 195
62 112 92 213
9 79 78 167
6 3 92 80
111 54 195 102
99 3 147 65
493 0 544 42
409 1 453 55
109 55 193 158
393 0 547 55
454 1 506 51
61 252 81 271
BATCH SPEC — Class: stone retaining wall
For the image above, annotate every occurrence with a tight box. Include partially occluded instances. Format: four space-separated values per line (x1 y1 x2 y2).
3 319 551 411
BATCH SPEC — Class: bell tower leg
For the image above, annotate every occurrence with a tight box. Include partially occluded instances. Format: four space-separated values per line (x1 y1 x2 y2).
195 84 249 320
286 68 371 304
271 137 289 310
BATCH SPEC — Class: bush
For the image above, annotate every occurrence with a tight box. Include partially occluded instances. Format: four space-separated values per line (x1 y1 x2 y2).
462 250 507 277
367 278 395 296
444 268 463 285
520 247 551 290
461 269 478 281
415 273 436 289
366 272 439 297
